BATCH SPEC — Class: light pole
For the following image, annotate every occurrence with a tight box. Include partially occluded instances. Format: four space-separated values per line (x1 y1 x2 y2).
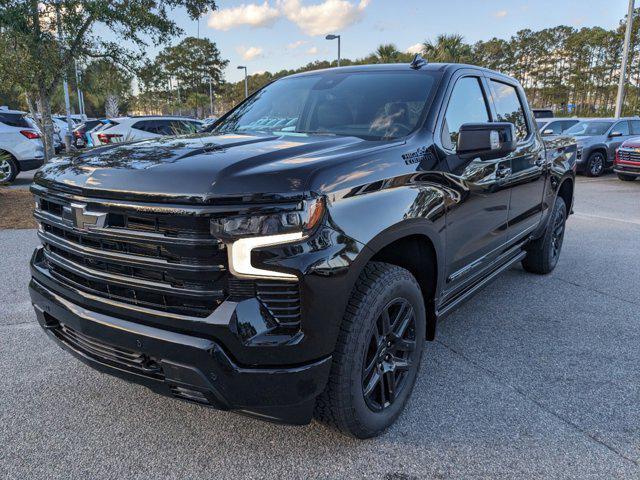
615 0 635 118
325 34 341 67
237 66 248 98
205 76 214 116
55 0 74 151
74 60 85 119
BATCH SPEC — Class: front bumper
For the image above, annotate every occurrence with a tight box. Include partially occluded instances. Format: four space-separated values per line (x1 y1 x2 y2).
30 277 332 425
614 161 640 176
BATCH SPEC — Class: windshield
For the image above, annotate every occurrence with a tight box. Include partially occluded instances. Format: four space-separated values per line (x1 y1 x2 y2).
213 71 439 140
565 121 613 136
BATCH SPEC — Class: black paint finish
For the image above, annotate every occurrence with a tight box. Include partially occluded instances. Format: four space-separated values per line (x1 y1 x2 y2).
29 63 576 424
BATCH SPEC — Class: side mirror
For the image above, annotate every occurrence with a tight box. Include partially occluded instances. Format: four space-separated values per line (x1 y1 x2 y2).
609 131 623 138
543 129 554 136
457 122 517 160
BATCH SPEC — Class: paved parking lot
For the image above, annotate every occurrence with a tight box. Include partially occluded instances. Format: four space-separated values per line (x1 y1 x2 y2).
1 174 639 479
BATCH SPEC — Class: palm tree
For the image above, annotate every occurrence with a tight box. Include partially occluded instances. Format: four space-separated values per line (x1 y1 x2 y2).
422 34 473 63
375 43 401 63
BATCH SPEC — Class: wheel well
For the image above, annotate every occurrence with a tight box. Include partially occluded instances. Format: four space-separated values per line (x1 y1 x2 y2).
0 149 18 172
370 234 438 340
589 148 607 160
557 178 574 212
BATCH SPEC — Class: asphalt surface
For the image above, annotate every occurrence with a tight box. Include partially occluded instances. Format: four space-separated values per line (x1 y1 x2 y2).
1 174 639 479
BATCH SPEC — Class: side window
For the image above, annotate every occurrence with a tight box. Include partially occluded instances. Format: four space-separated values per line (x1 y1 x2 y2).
156 121 175 136
612 121 629 136
546 121 562 135
490 80 529 141
132 120 155 133
630 120 640 135
442 77 490 150
561 120 579 132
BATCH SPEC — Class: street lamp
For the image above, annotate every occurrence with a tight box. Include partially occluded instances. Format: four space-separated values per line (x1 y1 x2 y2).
205 76 214 117
325 34 341 67
237 66 248 99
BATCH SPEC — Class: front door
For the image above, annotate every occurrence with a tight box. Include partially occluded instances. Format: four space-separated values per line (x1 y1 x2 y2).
437 74 511 296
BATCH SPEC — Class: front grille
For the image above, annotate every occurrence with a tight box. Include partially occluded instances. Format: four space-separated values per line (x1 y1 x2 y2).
52 321 164 379
618 149 640 163
34 189 302 327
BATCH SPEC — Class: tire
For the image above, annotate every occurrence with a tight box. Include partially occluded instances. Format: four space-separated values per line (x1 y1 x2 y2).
314 262 426 438
617 173 637 182
522 196 567 274
585 152 605 177
0 153 18 183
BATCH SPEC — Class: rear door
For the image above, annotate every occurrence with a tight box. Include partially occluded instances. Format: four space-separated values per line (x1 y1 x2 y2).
487 78 546 242
437 73 511 294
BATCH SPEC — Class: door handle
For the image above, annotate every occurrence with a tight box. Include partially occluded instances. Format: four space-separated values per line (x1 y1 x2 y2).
534 156 545 167
495 165 512 178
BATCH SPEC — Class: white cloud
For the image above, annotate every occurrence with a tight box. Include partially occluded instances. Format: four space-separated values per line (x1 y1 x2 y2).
252 70 267 76
306 46 319 55
278 0 370 36
236 45 265 61
208 2 280 31
287 40 308 49
406 43 423 55
494 10 508 18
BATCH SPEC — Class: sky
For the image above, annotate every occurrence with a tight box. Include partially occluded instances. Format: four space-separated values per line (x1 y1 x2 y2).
133 0 630 83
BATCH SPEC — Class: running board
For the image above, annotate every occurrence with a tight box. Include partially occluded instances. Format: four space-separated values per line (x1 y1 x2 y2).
436 249 527 319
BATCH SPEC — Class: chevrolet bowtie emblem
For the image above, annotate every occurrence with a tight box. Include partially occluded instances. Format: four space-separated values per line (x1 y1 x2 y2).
62 203 107 230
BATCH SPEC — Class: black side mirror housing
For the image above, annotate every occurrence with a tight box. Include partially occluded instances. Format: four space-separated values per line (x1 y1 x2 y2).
457 122 517 160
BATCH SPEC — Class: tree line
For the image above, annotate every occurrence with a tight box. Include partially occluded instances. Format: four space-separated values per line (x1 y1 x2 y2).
215 13 640 117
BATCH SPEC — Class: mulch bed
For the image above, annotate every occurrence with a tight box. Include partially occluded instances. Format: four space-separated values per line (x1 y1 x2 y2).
0 187 37 229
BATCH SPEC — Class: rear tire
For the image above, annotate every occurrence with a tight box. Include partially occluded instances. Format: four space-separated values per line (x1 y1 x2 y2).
314 262 426 438
617 173 637 182
585 152 605 177
0 153 18 183
522 196 567 274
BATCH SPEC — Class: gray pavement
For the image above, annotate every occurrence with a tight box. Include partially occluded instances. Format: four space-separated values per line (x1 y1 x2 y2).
1 174 639 479
6 170 35 190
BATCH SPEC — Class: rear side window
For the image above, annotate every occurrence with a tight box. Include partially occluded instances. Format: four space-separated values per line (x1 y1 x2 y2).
132 120 159 133
544 121 562 135
630 120 640 135
442 77 490 150
0 113 31 128
490 80 529 141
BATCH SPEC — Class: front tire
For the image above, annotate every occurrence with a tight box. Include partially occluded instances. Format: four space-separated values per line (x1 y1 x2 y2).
585 152 605 177
314 262 426 438
617 173 637 182
522 196 567 274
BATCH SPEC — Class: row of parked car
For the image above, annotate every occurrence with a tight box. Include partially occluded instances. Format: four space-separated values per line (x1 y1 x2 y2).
536 116 640 180
0 107 207 183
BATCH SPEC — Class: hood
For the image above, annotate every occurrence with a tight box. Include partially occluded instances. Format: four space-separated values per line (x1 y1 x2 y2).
34 132 385 203
620 137 640 149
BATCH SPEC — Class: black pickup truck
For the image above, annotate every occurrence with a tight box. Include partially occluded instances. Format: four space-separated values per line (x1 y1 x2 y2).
29 60 576 438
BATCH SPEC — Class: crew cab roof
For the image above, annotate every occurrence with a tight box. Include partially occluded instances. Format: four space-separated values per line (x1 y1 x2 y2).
286 62 517 82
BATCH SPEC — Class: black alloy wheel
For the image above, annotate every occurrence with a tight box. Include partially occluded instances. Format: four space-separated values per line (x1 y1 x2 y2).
586 152 605 177
362 298 417 412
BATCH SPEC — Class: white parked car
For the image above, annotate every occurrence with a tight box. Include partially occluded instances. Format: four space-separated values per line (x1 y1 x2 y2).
92 116 203 145
0 108 45 183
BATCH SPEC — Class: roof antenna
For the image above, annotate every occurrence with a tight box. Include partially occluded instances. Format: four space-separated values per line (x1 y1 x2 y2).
410 54 428 70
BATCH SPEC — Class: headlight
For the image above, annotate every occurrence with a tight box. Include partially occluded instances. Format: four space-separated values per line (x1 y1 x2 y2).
212 197 325 279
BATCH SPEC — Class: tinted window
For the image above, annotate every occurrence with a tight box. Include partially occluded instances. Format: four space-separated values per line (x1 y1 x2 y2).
0 113 31 128
565 121 614 136
543 121 562 135
630 120 640 135
132 120 159 133
560 120 579 132
491 80 529 141
214 71 439 140
442 77 489 150
612 121 629 135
